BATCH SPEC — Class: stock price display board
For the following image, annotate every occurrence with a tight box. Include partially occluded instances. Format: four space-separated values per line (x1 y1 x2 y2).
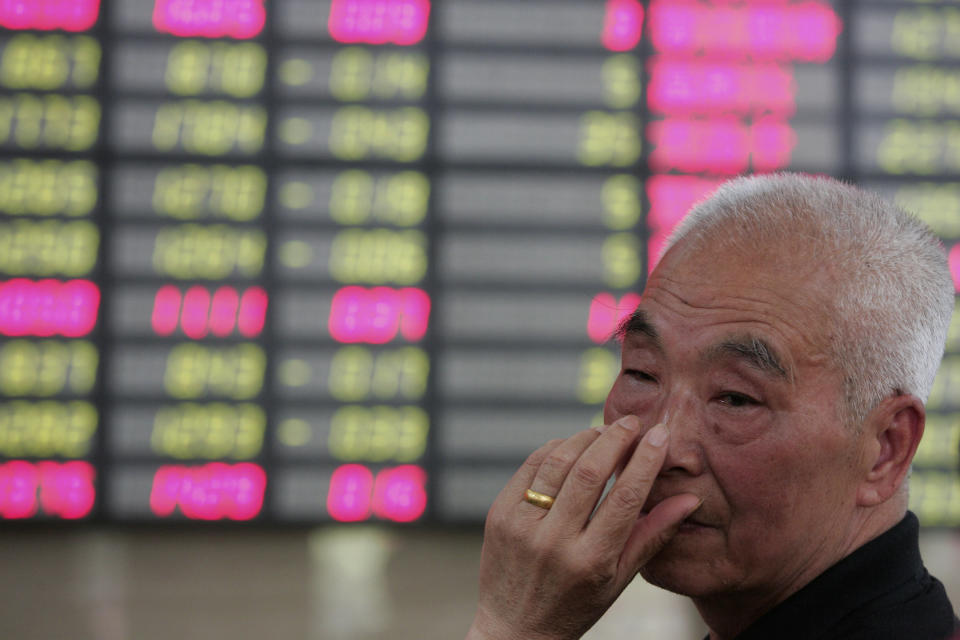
0 0 958 527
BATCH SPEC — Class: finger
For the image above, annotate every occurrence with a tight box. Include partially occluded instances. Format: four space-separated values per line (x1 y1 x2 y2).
548 415 645 529
523 427 603 514
620 492 701 574
584 421 670 548
493 437 566 511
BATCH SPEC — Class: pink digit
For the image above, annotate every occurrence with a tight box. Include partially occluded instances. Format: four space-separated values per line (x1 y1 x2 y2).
587 293 642 343
209 286 239 337
176 465 214 520
58 279 100 337
38 461 95 519
327 464 374 522
152 285 182 336
225 463 266 520
372 465 427 522
750 118 796 173
0 461 39 519
398 287 430 342
587 293 617 344
648 1 696 54
646 175 723 268
602 0 643 52
181 285 211 339
150 465 184 516
368 287 400 343
787 3 841 63
329 286 369 343
237 286 268 337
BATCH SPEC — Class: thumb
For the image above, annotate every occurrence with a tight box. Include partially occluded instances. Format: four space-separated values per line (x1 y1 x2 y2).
619 493 702 574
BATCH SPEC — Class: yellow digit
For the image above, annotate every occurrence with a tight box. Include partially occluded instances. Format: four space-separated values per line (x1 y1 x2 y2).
369 406 398 461
329 346 374 401
602 232 641 287
891 10 940 60
64 160 97 216
577 348 618 404
373 51 429 99
601 174 640 230
71 36 100 88
396 406 428 461
66 96 100 151
67 340 98 394
602 55 640 108
330 170 374 224
153 165 210 218
166 41 211 95
876 119 939 174
152 405 182 457
328 405 369 459
392 107 429 161
329 47 373 101
35 340 69 396
236 229 267 276
165 343 209 399
63 220 99 276
0 340 38 395
63 401 96 457
231 343 266 399
329 106 370 159
0 97 14 144
0 35 33 88
234 403 266 458
237 105 267 153
579 111 640 167
153 102 185 151
211 165 266 220
34 36 69 90
379 171 429 225
218 42 266 97
14 93 43 148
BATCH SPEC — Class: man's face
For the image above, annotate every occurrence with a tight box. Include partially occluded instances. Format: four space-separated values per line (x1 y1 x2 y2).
603 240 867 605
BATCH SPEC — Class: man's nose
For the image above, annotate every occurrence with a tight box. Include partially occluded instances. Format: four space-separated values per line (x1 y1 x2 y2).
655 398 705 477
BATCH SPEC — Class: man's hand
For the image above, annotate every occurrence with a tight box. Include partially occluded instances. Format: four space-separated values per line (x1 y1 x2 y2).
466 415 701 640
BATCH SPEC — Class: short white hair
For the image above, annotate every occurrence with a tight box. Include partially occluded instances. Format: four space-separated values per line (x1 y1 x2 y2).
664 172 955 425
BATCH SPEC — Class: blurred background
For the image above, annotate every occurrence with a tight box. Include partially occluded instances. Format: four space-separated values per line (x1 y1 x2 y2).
0 0 958 638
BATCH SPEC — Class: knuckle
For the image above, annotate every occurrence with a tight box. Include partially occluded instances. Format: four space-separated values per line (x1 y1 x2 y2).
606 483 647 512
570 462 606 489
541 450 577 474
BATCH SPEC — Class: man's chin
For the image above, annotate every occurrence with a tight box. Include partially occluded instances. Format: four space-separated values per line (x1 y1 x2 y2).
637 536 723 598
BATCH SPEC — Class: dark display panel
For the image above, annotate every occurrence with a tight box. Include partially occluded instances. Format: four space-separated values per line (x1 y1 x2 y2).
1 0 958 527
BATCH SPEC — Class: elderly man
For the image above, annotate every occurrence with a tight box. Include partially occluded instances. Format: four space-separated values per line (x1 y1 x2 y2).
466 173 960 640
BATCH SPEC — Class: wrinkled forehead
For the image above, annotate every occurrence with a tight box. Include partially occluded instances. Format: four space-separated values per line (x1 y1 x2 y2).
642 236 840 368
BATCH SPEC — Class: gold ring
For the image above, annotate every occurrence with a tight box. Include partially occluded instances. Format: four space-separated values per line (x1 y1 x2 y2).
524 489 555 510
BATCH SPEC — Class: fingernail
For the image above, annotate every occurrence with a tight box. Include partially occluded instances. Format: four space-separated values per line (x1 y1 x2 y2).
617 415 641 431
684 498 704 518
646 422 669 447
592 423 609 434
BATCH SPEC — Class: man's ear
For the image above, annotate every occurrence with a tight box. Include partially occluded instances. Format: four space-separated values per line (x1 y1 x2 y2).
857 394 925 507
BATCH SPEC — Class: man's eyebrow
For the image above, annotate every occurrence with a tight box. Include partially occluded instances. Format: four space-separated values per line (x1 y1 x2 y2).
706 336 792 382
615 309 661 347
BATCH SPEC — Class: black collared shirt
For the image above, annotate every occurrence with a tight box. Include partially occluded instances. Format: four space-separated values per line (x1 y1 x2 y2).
705 512 959 640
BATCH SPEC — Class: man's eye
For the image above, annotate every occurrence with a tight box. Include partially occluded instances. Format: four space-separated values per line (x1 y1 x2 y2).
717 392 758 408
624 369 656 382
